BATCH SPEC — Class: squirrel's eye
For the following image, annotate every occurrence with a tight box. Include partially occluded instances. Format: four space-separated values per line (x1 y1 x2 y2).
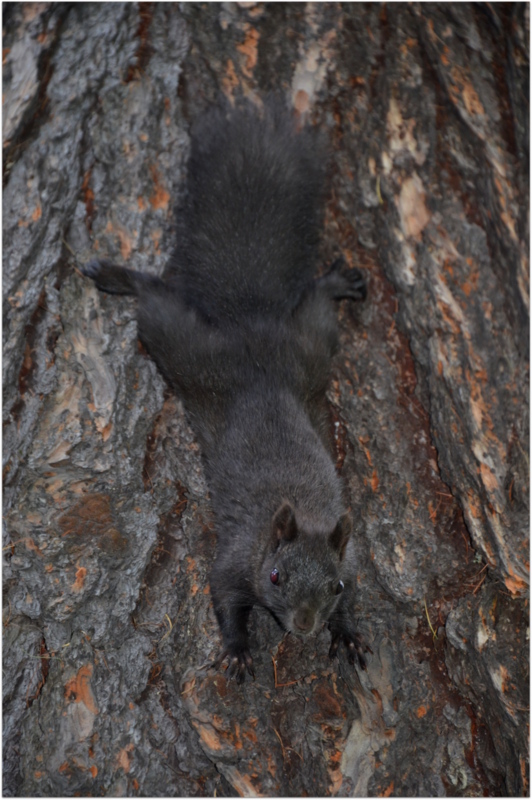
335 580 344 595
270 568 280 585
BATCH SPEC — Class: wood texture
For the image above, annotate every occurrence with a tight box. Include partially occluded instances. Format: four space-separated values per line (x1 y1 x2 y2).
3 3 528 796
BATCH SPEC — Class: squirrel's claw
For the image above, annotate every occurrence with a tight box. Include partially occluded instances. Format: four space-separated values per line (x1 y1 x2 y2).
329 630 371 670
214 647 255 684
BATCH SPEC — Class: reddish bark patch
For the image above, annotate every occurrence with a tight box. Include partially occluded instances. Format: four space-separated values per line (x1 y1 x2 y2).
116 743 134 773
81 168 95 232
64 664 98 715
125 3 154 82
149 165 170 211
58 493 127 554
72 566 87 592
236 26 260 77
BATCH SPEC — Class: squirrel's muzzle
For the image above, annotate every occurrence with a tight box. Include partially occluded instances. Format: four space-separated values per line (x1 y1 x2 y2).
293 606 316 634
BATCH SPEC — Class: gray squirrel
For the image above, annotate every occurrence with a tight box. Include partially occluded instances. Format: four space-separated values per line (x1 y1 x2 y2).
83 100 369 682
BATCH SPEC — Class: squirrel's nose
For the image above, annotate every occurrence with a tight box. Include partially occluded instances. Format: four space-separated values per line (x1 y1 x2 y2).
294 607 315 634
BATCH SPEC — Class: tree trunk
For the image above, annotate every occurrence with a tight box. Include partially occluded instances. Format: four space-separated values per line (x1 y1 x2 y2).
3 3 528 796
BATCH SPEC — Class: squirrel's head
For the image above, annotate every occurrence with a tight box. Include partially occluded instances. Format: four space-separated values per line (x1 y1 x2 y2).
258 501 352 636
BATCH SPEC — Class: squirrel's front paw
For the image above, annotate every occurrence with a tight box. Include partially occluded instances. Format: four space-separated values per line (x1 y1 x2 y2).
215 646 255 683
329 627 372 670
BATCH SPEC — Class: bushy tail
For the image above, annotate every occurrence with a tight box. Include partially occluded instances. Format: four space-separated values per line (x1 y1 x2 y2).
166 99 326 324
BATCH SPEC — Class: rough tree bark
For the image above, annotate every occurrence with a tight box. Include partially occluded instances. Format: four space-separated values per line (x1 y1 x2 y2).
3 3 529 797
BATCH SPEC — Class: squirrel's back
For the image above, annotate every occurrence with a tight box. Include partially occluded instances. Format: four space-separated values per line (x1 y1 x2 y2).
165 101 325 323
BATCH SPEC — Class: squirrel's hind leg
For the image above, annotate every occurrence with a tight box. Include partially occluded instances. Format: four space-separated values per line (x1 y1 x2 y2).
82 258 166 296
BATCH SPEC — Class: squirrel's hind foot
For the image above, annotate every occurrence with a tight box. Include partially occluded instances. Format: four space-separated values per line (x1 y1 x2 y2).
318 258 367 302
82 258 138 295
82 258 165 296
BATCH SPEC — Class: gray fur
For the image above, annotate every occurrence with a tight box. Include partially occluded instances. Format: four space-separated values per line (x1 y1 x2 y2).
83 101 368 681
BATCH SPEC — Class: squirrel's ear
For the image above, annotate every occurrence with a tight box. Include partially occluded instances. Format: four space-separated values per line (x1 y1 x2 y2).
329 513 352 560
271 501 297 547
